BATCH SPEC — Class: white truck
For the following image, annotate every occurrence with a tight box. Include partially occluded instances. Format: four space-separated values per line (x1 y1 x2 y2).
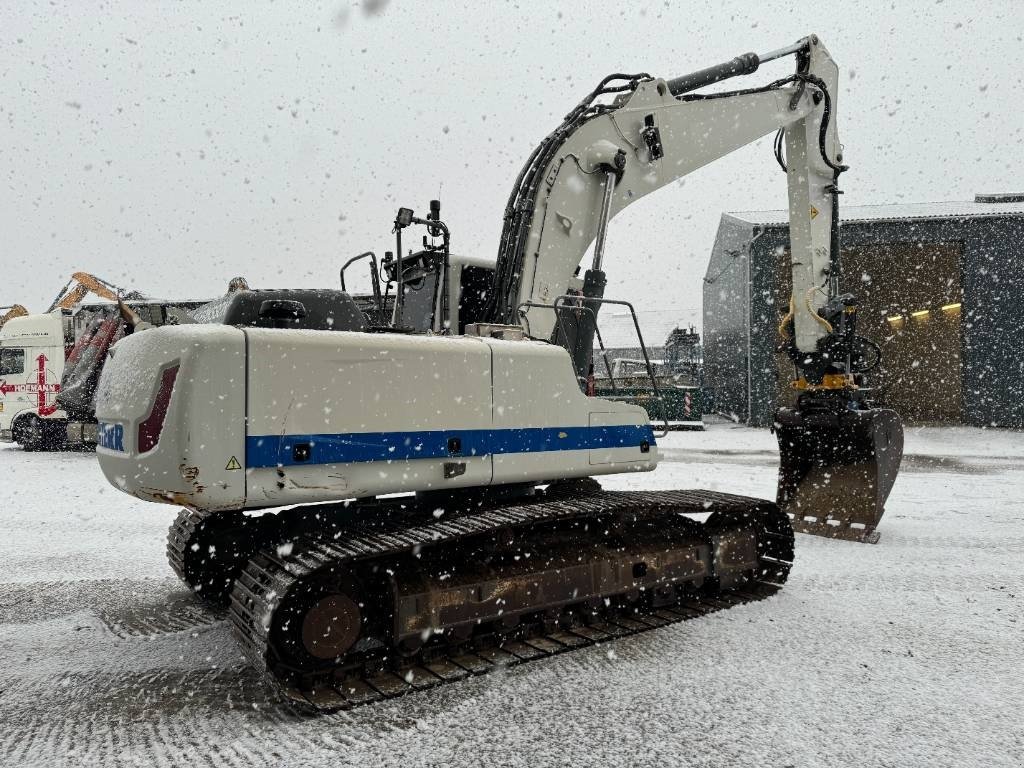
0 311 69 450
0 300 206 450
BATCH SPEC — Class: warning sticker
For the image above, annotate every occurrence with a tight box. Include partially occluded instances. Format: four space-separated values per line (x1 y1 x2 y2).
810 205 819 219
225 456 242 470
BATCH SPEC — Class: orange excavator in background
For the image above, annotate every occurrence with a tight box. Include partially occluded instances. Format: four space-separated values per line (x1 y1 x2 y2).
47 272 142 312
0 305 29 329
0 272 149 450
3 272 135 329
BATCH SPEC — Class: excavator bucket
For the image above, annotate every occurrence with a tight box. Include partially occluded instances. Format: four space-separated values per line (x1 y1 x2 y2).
774 406 903 544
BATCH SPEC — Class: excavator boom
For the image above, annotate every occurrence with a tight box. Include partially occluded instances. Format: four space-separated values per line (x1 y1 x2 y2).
48 272 129 312
0 305 29 329
488 38 839 350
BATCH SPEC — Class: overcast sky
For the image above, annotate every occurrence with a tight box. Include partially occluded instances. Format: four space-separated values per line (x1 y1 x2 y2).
3 1 1021 335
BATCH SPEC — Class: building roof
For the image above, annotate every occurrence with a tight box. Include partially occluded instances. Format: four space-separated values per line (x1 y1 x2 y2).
725 198 1024 227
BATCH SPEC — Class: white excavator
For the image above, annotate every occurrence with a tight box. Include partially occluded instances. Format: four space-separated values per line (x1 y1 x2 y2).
94 35 902 708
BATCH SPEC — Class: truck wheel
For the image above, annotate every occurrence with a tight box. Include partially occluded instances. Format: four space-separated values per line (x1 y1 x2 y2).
41 420 66 451
15 415 45 451
15 415 64 451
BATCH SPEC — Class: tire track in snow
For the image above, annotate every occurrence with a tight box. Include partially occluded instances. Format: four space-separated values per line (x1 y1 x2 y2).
0 578 225 638
0 668 324 767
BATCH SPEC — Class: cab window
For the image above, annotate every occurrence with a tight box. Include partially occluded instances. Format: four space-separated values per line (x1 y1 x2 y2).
0 348 25 375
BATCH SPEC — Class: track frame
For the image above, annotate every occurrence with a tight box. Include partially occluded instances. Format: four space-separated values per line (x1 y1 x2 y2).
218 488 793 712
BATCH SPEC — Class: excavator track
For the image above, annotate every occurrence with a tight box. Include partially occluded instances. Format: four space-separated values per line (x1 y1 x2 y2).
167 502 404 604
228 488 793 712
167 507 262 604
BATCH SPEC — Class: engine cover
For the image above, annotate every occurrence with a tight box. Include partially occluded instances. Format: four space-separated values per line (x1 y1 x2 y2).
95 327 658 511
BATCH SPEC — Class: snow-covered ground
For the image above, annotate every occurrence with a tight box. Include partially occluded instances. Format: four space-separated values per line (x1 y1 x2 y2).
1 424 1021 767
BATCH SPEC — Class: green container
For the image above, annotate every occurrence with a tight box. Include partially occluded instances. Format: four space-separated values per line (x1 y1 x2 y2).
594 383 704 430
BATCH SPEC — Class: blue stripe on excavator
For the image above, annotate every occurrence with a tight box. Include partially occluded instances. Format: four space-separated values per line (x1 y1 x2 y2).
245 424 656 469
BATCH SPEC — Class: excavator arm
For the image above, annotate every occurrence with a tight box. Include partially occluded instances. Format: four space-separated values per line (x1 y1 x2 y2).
48 272 125 312
485 35 902 542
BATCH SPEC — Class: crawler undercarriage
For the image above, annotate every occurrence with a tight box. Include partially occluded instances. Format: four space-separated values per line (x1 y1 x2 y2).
169 484 793 711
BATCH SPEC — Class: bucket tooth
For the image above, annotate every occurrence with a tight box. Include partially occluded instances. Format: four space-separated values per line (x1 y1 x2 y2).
774 406 903 543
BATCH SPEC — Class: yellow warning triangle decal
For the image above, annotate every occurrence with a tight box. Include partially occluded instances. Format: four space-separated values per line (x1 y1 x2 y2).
810 205 819 219
225 456 242 470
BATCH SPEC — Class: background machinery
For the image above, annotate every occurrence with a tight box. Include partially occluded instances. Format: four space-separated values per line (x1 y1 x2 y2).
592 326 706 430
0 305 29 329
0 272 137 450
0 272 206 450
95 36 903 708
47 271 142 312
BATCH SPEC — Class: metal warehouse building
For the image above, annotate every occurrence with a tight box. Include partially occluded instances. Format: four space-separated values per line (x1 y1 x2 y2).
703 196 1024 427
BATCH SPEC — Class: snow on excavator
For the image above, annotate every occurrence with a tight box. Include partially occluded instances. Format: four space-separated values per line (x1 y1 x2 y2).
94 36 903 709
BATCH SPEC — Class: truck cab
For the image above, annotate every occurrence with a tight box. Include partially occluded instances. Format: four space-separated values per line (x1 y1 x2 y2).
0 311 69 449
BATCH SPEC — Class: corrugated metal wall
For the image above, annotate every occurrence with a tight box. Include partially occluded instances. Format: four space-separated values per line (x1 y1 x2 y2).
705 213 1024 428
702 216 753 421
